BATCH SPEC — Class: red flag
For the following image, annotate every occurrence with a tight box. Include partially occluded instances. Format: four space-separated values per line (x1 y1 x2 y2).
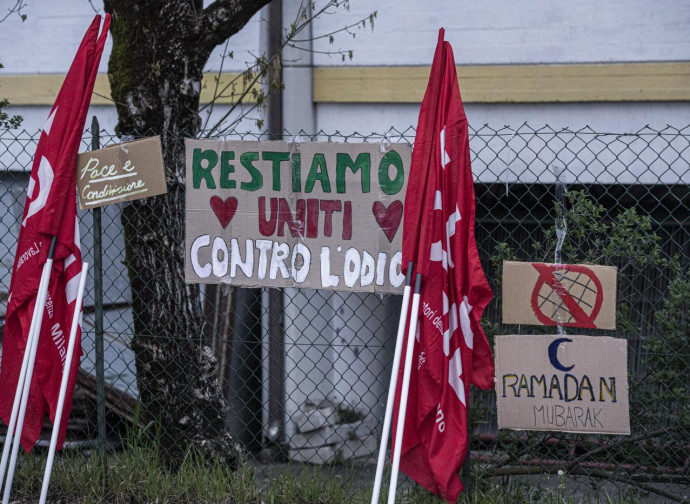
393 28 494 502
0 15 110 452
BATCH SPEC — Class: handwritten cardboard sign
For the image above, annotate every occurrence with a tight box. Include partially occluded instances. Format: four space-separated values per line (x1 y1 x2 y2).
77 136 167 209
502 261 617 329
495 334 630 435
184 139 411 293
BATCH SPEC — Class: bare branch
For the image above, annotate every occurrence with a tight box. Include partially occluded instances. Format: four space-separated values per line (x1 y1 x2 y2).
203 60 269 137
209 102 265 137
204 0 375 134
201 38 232 131
91 91 118 105
0 0 27 23
291 14 376 43
87 0 102 15
484 465 688 503
286 42 353 60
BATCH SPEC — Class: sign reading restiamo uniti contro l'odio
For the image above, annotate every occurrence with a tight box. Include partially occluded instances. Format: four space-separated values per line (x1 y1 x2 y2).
184 139 412 293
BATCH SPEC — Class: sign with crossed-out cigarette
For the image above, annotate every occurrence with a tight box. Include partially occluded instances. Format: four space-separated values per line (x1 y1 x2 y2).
502 261 617 330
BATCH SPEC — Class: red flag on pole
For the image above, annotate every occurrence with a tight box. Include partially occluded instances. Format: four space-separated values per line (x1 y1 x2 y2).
0 14 110 452
393 28 494 503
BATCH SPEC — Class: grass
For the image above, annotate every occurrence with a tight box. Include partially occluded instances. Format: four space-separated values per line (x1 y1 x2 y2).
4 445 652 504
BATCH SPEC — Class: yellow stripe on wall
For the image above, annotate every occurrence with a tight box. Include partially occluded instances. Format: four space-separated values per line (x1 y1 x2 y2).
0 73 253 106
3 62 689 106
314 62 690 103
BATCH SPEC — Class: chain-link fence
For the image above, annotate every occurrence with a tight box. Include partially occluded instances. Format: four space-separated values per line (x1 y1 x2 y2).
1 124 689 502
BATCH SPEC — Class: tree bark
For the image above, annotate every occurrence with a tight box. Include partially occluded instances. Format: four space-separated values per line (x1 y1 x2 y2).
103 0 270 466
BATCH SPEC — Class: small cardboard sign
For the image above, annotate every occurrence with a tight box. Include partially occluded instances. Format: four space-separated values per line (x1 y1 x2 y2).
77 136 167 209
495 334 630 435
184 139 411 293
502 261 617 330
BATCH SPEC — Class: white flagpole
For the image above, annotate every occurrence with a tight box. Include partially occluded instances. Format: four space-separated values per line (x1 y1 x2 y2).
387 273 422 504
371 262 414 504
2 238 58 504
0 254 52 492
39 262 88 504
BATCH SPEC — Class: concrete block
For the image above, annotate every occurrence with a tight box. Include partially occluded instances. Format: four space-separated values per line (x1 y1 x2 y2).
289 420 363 448
294 399 344 433
289 445 337 465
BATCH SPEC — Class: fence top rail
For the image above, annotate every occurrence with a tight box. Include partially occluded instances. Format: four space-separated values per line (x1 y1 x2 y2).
2 123 690 142
3 124 690 185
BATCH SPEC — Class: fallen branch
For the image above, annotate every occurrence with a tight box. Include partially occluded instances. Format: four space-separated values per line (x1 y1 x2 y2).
480 464 688 503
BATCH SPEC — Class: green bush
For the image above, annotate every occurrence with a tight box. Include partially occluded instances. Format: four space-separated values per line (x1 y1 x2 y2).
473 190 686 501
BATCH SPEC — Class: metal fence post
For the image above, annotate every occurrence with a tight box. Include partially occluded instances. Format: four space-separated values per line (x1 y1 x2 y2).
266 0 286 455
90 116 107 482
461 412 471 495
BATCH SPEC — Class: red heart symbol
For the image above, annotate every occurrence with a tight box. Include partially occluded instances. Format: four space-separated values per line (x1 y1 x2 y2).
372 200 403 242
210 196 238 229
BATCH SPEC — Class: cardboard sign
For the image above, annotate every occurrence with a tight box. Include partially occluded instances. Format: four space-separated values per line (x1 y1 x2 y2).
495 335 630 435
77 136 167 209
184 139 411 293
502 261 617 329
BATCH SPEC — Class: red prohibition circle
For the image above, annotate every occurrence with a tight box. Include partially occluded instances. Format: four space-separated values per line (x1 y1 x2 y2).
529 263 604 329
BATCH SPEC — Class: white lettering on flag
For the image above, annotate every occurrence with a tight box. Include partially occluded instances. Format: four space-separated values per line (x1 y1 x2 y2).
64 253 77 269
448 346 466 405
446 205 461 268
460 296 474 349
27 176 35 199
440 126 450 168
430 241 448 270
446 303 458 356
66 216 81 269
22 156 54 226
44 106 58 136
65 272 81 304
443 292 451 355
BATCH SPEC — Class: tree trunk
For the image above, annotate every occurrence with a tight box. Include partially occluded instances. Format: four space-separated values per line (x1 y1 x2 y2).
103 0 270 465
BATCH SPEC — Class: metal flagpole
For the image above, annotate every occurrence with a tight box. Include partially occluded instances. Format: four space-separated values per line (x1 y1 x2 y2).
0 238 55 495
387 273 422 504
39 262 89 504
371 262 414 504
1 236 58 504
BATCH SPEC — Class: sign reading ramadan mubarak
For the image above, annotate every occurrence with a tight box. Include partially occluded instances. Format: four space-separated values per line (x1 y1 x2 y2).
184 139 412 292
495 335 630 435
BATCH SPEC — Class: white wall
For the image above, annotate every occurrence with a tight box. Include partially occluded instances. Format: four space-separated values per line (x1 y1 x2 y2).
1 2 110 74
308 1 690 148
5 1 689 72
4 1 690 134
312 0 690 66
0 0 267 133
316 101 690 139
0 0 264 74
